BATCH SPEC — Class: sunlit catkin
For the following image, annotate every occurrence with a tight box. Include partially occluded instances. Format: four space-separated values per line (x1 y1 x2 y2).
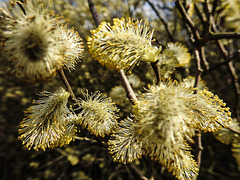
18 88 71 151
108 117 143 164
55 25 84 71
76 91 119 137
87 17 161 71
159 42 191 77
0 0 83 82
130 78 232 180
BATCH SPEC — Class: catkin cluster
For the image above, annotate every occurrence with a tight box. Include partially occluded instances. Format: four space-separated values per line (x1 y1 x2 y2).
0 0 83 82
1 1 236 180
109 79 232 180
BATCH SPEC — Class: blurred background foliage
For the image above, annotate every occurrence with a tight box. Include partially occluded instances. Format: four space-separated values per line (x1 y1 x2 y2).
0 0 240 179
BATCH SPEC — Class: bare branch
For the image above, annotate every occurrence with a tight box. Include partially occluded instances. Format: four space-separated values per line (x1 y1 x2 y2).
201 32 240 44
58 69 77 102
87 0 101 27
127 163 148 180
193 49 204 168
118 70 138 104
175 1 201 43
207 5 240 119
175 0 206 167
151 61 161 85
87 0 138 105
146 0 174 42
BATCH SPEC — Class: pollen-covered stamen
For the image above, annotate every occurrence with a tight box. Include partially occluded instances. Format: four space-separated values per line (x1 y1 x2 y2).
131 78 232 180
0 0 83 82
18 88 71 151
108 117 143 164
76 91 119 137
87 17 161 71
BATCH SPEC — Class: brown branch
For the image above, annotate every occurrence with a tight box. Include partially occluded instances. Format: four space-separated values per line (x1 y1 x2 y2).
208 8 240 119
175 0 209 70
87 0 138 105
176 1 205 167
87 0 101 27
175 1 201 43
58 69 77 102
193 49 204 168
200 46 209 71
146 0 174 42
195 130 203 168
211 0 219 16
209 32 240 40
127 163 148 180
194 4 206 26
151 61 161 85
201 32 240 45
227 126 240 136
202 0 211 34
118 70 138 104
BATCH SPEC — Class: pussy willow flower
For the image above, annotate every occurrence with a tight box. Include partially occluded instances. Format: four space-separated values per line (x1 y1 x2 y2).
130 78 232 180
182 76 206 90
55 25 84 71
87 17 161 71
18 88 71 151
163 42 191 66
159 42 191 77
109 85 127 104
135 78 232 135
214 119 240 169
0 0 83 82
189 89 232 132
76 91 119 137
146 141 198 180
214 119 240 145
108 117 143 164
232 137 240 169
54 113 78 147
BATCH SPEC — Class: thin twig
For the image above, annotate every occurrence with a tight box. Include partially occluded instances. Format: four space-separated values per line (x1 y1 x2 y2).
58 69 77 102
176 1 204 167
200 46 209 71
227 126 240 135
118 70 138 104
127 163 148 180
203 0 211 34
87 0 138 105
195 130 203 168
146 0 174 42
207 4 240 119
39 154 65 170
193 49 204 168
200 32 240 45
211 0 219 16
74 136 97 143
194 4 206 27
175 1 201 44
151 61 161 85
87 0 101 27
